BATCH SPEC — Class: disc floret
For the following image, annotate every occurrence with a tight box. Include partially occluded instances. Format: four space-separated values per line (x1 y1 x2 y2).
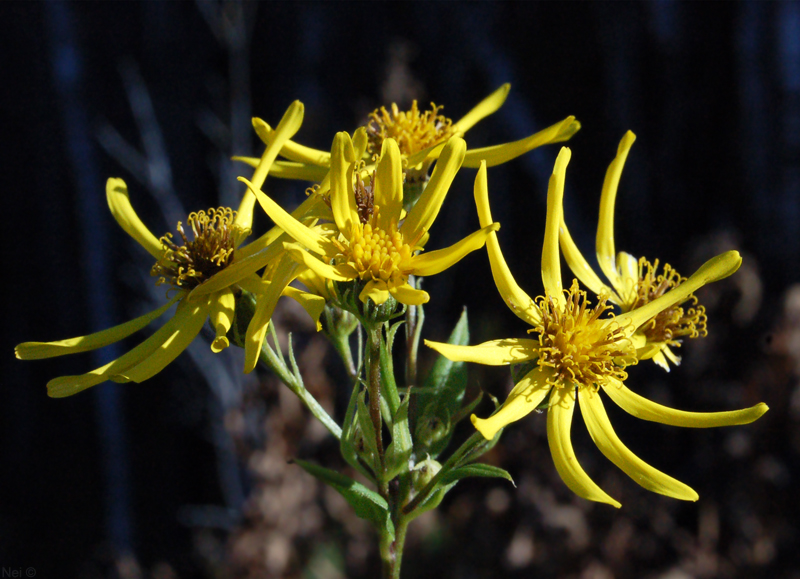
366 101 456 158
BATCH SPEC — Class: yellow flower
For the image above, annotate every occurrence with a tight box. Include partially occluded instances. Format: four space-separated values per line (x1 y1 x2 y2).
239 132 499 308
425 152 768 507
15 102 326 396
559 131 707 370
235 84 581 186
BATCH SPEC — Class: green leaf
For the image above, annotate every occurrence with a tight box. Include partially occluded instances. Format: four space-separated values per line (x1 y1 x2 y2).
379 324 401 415
439 463 515 487
294 460 394 540
340 381 374 482
384 393 413 479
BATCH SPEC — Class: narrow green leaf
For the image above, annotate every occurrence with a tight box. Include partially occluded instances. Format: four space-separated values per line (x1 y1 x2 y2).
379 324 401 415
385 393 413 479
340 382 374 481
439 463 515 487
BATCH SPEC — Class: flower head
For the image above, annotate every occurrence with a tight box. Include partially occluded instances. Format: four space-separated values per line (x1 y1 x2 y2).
425 152 768 507
559 131 708 370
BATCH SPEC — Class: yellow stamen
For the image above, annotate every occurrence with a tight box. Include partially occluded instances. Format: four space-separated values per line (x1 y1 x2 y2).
366 101 456 158
334 212 414 284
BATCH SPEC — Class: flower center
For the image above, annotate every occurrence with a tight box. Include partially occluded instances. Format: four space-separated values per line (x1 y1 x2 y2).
338 218 415 283
533 280 636 390
366 101 456 158
152 207 242 290
632 258 708 344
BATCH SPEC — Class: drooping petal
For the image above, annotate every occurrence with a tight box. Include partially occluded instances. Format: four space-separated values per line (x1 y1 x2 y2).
424 338 539 366
547 387 621 508
210 288 236 353
282 242 355 282
579 390 699 501
462 116 582 168
542 148 571 301
16 295 182 360
471 366 552 440
559 217 619 302
453 83 510 134
239 177 335 257
400 137 466 240
282 285 326 330
330 132 358 239
232 157 329 182
602 379 769 428
473 162 541 326
237 101 306 231
374 138 404 230
596 131 636 293
409 223 500 276
251 117 331 167
388 282 429 306
359 279 390 304
615 251 742 334
106 178 163 259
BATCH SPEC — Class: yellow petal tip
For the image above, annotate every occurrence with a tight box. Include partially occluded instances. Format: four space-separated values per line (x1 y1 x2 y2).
471 414 497 440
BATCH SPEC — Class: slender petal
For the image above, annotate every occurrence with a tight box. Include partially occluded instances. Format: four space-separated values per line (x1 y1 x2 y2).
453 84 510 133
106 178 163 259
471 366 552 440
400 137 466 240
330 132 358 239
282 242 354 281
542 148 571 301
359 279 390 304
252 117 331 167
16 295 182 360
374 138 404 230
410 223 499 276
239 177 334 257
210 288 236 353
602 379 769 427
424 338 539 366
282 285 326 330
352 126 369 160
559 217 619 302
580 390 699 501
462 116 582 168
615 251 742 334
547 388 621 508
232 157 329 182
237 101 305 230
596 131 636 293
388 282 429 305
473 162 541 325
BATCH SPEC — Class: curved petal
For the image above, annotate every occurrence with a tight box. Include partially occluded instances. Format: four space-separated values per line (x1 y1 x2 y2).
559 217 619 302
615 251 742 334
232 157 329 182
106 178 163 259
282 285 326 330
283 243 354 282
330 132 358 239
237 101 305 230
409 223 500 276
251 117 331 167
16 294 182 360
210 288 235 353
596 131 636 293
189 241 285 299
473 163 541 326
453 83 510 133
471 366 552 439
239 177 334 257
580 390 699 501
602 379 769 428
359 279 390 304
374 138 404 230
352 126 369 160
388 282 429 306
542 148 571 301
424 338 539 366
462 116 582 168
547 387 621 508
400 137 466 240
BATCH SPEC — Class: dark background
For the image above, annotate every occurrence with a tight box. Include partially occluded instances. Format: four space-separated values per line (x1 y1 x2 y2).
1 2 798 578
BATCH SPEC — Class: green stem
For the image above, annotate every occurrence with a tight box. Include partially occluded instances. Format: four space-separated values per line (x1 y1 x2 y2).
366 324 385 472
389 517 409 579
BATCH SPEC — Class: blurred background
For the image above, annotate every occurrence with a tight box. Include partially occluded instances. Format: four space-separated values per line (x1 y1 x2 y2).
1 1 798 578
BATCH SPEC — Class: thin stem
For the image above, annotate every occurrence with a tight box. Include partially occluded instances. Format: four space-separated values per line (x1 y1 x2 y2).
366 324 385 470
389 517 409 579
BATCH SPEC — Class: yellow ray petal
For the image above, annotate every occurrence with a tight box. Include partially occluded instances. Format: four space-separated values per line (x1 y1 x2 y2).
210 288 235 353
106 178 163 259
580 390 699 501
118 297 211 383
16 294 182 360
282 285 326 330
651 351 672 372
251 117 331 167
602 379 769 428
239 177 334 257
400 137 466 239
547 388 621 508
237 101 306 230
453 84 510 133
282 242 354 282
596 131 636 292
559 217 619 302
462 116 582 168
374 138 404 230
330 132 358 239
388 282 429 306
473 162 541 326
615 251 742 333
232 157 330 182
189 241 285 298
409 223 499 276
359 279 390 304
471 366 552 440
352 126 369 160
424 338 539 366
613 251 640 308
542 148 571 301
